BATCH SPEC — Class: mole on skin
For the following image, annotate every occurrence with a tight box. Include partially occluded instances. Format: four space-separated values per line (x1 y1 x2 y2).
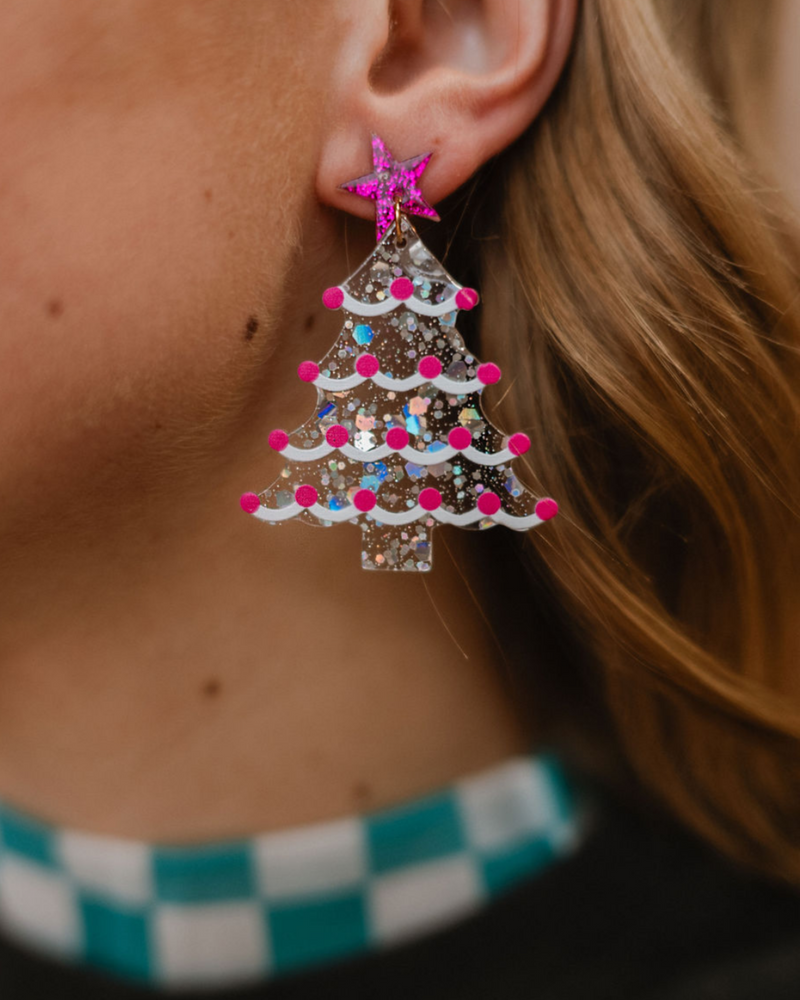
47 298 64 318
202 678 222 698
304 313 315 331
352 781 373 807
244 316 259 341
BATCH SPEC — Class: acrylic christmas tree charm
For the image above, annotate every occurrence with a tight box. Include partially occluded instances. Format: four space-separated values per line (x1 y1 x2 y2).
240 136 558 571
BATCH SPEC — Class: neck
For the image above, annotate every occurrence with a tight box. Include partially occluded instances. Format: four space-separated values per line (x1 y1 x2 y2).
0 510 528 843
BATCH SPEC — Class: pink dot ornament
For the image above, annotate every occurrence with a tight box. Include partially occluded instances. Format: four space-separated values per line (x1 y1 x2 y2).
477 363 501 385
268 429 289 452
508 433 531 456
298 361 319 383
390 277 414 300
355 354 380 378
240 492 261 514
354 489 377 512
419 487 442 511
386 427 409 450
477 491 501 516
322 286 344 310
535 498 559 520
448 427 472 451
417 356 442 380
295 485 318 508
455 288 480 310
325 425 349 448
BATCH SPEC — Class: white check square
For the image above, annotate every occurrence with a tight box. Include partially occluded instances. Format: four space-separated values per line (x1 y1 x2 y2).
0 856 80 957
253 816 366 899
456 759 557 851
58 830 154 906
369 855 482 945
154 901 269 987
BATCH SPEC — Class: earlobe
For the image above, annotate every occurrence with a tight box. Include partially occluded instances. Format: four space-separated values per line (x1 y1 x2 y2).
317 0 577 223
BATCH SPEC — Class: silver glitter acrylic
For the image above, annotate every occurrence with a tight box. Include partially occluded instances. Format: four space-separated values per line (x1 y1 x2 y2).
240 215 558 571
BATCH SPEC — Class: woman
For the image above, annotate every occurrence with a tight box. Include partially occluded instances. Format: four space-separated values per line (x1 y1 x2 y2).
0 0 799 996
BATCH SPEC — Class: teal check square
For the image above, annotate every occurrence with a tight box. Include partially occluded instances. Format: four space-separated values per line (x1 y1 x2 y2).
153 842 256 903
482 835 555 896
366 791 465 874
268 892 367 973
80 895 151 981
0 805 56 867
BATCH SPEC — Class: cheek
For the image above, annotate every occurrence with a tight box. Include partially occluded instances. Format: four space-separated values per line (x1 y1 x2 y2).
0 11 323 520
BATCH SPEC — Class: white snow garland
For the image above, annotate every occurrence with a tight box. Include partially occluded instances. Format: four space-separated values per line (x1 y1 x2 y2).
336 288 460 318
313 370 484 393
248 500 546 530
279 441 519 466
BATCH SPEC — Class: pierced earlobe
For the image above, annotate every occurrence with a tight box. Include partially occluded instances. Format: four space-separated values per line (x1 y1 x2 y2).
316 0 577 218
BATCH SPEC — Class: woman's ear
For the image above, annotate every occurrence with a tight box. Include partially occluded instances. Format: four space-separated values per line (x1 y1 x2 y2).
317 0 577 222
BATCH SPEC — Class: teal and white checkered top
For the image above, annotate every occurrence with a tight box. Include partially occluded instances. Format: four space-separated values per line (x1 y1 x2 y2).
0 749 597 990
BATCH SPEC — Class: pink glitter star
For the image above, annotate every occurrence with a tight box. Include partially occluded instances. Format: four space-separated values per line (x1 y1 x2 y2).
340 134 440 242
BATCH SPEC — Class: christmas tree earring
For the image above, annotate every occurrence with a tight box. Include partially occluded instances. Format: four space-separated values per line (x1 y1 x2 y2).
239 134 558 572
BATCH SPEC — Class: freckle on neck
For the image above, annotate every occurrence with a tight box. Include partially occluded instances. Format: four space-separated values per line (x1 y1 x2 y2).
47 298 64 318
304 313 315 331
201 678 221 698
352 780 373 809
244 316 259 341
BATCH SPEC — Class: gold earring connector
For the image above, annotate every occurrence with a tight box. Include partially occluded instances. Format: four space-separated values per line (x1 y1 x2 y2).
394 197 407 247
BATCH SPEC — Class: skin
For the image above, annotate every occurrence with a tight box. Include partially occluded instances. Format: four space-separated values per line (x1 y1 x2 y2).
0 0 575 840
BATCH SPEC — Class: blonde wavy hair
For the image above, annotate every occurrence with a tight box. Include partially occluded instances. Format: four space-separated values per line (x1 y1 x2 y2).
465 0 800 883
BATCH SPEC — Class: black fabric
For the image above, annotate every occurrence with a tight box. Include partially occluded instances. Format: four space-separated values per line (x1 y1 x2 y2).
2 784 800 1000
